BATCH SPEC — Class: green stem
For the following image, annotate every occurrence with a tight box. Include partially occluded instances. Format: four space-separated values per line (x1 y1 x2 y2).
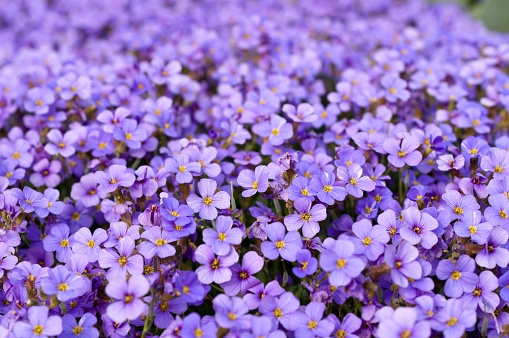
273 198 282 216
141 287 156 338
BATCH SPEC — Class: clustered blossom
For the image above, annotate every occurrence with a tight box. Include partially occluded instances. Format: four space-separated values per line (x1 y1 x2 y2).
1 0 509 337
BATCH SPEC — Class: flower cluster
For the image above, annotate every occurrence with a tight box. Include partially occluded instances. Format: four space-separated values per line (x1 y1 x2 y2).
1 0 509 337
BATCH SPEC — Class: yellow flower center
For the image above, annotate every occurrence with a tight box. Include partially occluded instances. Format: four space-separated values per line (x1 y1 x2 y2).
453 206 463 215
308 320 318 329
183 286 190 294
500 210 508 219
118 255 128 266
124 295 134 304
451 270 461 280
203 196 213 205
336 258 346 269
495 165 504 173
12 152 20 159
170 210 179 217
57 283 69 291
323 185 333 192
301 188 309 196
33 325 44 335
73 326 83 335
271 128 280 136
275 240 285 250
178 165 186 173
160 302 169 311
397 150 406 158
58 142 66 149
273 308 283 318
218 233 227 241
72 211 81 221
211 258 220 269
472 119 481 126
349 178 357 186
336 330 347 338
469 148 478 155
395 260 402 268
87 239 95 248
447 317 458 327
469 225 477 234
363 237 372 246
194 328 204 337
125 133 133 140
156 238 167 246
301 212 311 221
60 239 70 247
99 142 107 150
228 312 237 321
389 87 397 95
473 287 482 297
252 180 259 190
400 330 411 338
239 271 248 279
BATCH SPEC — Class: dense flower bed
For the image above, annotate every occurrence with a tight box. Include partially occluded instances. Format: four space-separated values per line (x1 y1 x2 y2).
1 0 509 337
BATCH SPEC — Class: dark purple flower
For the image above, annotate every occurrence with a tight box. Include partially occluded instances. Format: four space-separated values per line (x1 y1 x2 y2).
222 251 263 296
70 173 99 207
399 207 438 249
292 249 318 278
475 226 509 269
61 313 99 338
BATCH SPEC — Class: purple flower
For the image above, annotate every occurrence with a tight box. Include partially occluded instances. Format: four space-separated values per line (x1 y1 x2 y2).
309 171 347 205
165 154 201 184
195 244 239 284
40 266 89 302
60 313 99 338
222 251 263 296
71 228 107 262
30 159 61 188
138 226 177 259
329 313 362 338
292 249 318 278
33 188 65 218
499 271 509 302
259 292 300 330
320 239 364 287
336 163 375 198
181 313 217 338
484 193 509 229
44 129 78 158
11 186 44 213
475 226 509 269
95 164 135 193
260 222 302 262
399 207 438 249
113 118 148 149
186 179 230 220
460 270 499 311
243 281 285 311
282 103 317 123
378 307 430 338
441 190 480 221
454 210 492 244
435 299 476 338
385 241 422 288
202 216 242 255
98 237 144 280
97 107 131 133
0 242 17 278
252 115 293 146
284 198 326 238
105 274 149 323
161 196 194 226
213 294 251 330
43 223 74 263
293 302 334 338
436 255 478 298
381 75 410 102
383 136 422 168
24 87 55 115
70 173 99 207
436 154 465 171
13 306 62 338
351 219 389 261
480 148 509 179
237 165 269 197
